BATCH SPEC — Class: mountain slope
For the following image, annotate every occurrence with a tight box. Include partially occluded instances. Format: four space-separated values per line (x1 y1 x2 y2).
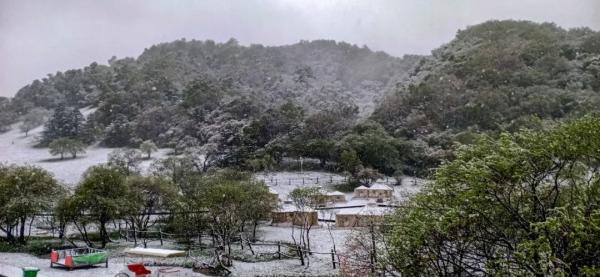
372 20 600 165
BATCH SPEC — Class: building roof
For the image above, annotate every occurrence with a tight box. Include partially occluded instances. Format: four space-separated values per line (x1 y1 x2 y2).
326 191 345 196
370 183 393 191
275 204 315 213
354 185 369 191
268 187 278 194
336 205 391 216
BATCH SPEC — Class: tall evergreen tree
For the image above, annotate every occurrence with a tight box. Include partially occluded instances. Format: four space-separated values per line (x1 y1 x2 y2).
42 104 84 145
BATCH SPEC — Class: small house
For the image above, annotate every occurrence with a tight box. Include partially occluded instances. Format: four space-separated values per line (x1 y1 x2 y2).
325 191 346 203
353 185 370 198
368 183 393 200
271 205 318 226
335 205 390 227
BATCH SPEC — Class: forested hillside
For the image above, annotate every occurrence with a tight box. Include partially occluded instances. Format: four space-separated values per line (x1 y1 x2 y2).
373 20 600 171
2 20 599 178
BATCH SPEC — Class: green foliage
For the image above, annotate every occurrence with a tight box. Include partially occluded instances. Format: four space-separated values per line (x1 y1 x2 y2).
49 138 86 159
353 167 383 186
373 20 600 175
0 165 62 243
7 39 418 172
139 140 158 158
341 121 405 175
124 176 179 232
41 104 84 145
0 97 16 132
69 166 129 248
0 238 64 256
107 149 142 175
338 148 361 174
182 75 226 110
383 116 600 275
172 170 275 262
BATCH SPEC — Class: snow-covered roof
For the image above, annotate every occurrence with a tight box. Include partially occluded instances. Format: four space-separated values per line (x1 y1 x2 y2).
336 205 391 216
354 185 369 190
326 191 345 196
275 204 315 213
370 183 393 190
268 187 278 194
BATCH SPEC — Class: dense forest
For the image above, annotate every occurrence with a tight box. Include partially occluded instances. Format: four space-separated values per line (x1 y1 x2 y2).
1 20 600 178
373 20 600 171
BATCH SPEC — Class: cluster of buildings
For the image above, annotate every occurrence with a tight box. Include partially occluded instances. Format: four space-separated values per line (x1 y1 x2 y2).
270 183 396 227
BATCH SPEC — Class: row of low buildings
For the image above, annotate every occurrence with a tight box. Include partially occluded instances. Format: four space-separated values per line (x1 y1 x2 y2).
271 203 391 227
269 183 396 227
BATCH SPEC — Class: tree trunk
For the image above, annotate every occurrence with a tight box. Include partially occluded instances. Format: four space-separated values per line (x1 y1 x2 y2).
252 221 258 241
100 221 108 248
19 217 26 244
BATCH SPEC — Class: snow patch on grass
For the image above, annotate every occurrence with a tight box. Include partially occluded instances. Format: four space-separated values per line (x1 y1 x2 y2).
0 120 167 187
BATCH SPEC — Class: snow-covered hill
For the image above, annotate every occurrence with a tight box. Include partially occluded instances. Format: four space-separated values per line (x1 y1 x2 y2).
0 115 168 186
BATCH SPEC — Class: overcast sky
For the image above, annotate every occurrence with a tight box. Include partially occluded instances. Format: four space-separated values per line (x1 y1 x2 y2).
1 0 599 97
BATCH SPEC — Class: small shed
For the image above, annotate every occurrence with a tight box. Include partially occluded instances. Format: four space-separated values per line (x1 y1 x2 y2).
335 205 390 227
368 184 393 200
353 185 370 198
271 205 318 226
325 191 346 203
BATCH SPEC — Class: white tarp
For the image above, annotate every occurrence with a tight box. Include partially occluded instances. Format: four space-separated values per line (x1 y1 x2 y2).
124 248 186 257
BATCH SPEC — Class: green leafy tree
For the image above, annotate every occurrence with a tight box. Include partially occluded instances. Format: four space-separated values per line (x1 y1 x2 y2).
0 165 62 244
42 104 84 145
70 166 129 248
341 122 404 175
139 140 158 159
382 116 600 276
124 176 179 245
338 148 361 174
289 187 324 253
182 75 225 110
354 166 383 186
197 172 271 266
107 149 142 175
49 138 86 159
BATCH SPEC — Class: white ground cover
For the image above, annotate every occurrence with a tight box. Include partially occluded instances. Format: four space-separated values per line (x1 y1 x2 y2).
0 108 428 276
0 108 168 187
0 225 356 277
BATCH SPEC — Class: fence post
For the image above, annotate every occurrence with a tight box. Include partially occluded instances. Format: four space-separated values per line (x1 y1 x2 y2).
302 178 304 185
275 179 278 186
278 241 281 259
330 176 333 184
331 249 336 269
298 246 304 266
316 177 319 184
289 179 291 186
159 227 163 246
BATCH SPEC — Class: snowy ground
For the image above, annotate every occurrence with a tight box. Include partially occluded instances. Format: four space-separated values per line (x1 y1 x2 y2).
0 108 427 276
0 225 355 277
0 253 203 277
257 170 426 210
0 108 168 186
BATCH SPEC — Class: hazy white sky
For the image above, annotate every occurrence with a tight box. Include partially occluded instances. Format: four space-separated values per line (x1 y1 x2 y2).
1 0 599 97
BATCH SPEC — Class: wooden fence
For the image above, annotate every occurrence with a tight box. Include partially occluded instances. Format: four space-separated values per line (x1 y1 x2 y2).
117 228 383 274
